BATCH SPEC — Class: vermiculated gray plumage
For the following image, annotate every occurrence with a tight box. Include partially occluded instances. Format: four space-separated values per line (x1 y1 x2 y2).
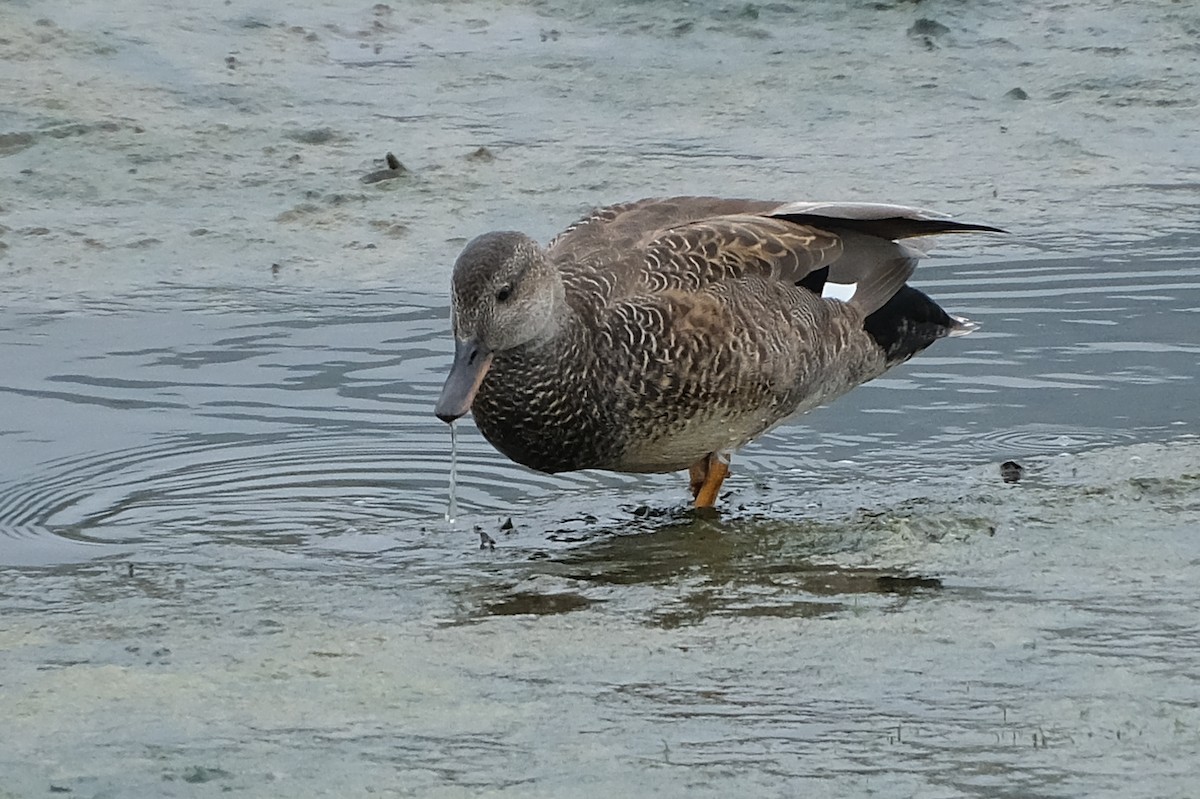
437 196 1001 484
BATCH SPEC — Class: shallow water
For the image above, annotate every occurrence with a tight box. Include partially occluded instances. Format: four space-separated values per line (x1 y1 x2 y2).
3 0 1200 796
1 241 1195 566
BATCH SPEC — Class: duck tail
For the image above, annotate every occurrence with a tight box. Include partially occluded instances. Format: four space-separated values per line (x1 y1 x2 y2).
863 285 975 367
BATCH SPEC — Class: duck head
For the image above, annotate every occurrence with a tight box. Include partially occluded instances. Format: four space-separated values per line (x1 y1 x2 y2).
435 231 564 423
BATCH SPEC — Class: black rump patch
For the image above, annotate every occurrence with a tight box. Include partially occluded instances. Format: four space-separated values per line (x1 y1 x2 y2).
864 284 957 365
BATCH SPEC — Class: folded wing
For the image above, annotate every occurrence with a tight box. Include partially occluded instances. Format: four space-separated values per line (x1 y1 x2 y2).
549 196 1003 316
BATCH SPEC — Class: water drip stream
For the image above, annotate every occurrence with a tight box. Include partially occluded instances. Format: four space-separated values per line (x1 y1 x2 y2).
446 420 459 524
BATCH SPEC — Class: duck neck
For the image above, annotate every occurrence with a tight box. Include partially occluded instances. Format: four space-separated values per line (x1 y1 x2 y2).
526 266 572 348
473 276 604 472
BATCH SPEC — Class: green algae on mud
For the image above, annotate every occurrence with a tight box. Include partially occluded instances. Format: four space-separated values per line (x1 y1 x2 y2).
2 440 1199 797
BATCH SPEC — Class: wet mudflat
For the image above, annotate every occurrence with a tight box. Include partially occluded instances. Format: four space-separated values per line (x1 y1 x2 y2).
2 0 1200 797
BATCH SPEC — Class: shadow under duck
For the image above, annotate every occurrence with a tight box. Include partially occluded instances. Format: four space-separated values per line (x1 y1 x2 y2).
435 196 1002 508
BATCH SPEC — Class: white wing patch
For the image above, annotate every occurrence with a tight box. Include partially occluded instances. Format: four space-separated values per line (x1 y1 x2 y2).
821 281 858 302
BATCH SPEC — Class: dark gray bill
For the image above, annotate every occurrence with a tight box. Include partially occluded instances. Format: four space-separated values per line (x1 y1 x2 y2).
435 338 494 423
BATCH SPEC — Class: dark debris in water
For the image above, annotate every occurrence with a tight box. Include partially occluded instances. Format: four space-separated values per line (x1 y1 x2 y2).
1001 460 1025 483
907 17 949 50
628 503 672 519
360 151 409 183
546 513 603 543
908 18 950 37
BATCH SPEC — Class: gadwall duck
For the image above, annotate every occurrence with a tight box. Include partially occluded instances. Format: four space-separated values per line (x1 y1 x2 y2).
436 196 1001 508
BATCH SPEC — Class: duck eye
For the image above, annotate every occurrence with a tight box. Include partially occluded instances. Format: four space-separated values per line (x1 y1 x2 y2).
495 285 513 302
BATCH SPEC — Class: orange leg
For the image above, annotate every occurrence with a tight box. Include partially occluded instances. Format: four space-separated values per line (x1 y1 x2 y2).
688 452 730 509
